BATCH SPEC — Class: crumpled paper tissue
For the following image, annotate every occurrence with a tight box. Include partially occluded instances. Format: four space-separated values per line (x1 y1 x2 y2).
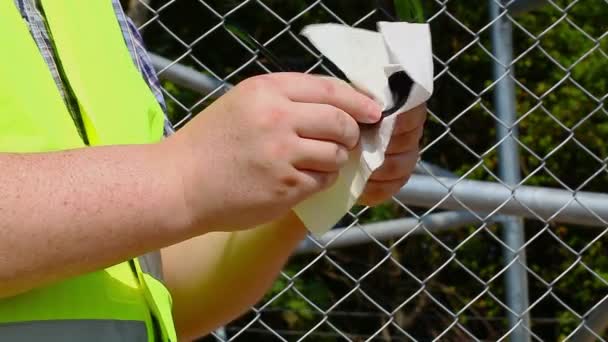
292 21 434 237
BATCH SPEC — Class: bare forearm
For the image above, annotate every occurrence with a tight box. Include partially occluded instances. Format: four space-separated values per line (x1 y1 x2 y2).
162 212 307 340
0 141 192 298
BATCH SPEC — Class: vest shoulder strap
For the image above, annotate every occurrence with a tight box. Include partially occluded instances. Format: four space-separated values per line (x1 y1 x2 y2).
39 0 166 146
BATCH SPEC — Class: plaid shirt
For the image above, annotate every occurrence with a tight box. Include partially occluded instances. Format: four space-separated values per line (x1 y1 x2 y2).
13 0 174 138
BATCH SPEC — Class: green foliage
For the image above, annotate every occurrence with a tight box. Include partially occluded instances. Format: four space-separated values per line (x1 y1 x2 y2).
394 0 424 23
264 268 331 329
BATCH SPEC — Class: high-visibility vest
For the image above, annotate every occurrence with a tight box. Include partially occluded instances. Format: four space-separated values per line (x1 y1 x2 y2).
0 1 177 341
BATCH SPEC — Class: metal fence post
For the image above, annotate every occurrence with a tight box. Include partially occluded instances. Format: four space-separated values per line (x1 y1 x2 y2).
489 1 532 341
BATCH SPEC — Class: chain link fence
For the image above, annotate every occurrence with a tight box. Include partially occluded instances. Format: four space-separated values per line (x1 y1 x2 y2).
128 0 608 340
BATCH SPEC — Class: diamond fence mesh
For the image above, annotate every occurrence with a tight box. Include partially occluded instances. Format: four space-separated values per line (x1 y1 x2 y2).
127 0 608 340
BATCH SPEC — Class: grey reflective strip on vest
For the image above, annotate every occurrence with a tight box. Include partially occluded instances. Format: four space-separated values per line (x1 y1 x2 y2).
137 250 164 282
0 320 147 341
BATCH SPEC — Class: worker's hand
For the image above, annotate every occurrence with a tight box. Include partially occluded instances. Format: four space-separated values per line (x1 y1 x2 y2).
167 73 381 232
358 104 427 206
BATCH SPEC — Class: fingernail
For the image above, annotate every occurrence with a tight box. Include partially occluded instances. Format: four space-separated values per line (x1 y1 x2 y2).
337 147 349 165
365 101 382 123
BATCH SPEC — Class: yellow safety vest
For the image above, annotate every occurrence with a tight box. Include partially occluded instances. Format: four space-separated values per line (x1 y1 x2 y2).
0 1 177 341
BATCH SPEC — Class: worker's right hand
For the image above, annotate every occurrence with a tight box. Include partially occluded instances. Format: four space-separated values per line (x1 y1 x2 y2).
164 72 381 233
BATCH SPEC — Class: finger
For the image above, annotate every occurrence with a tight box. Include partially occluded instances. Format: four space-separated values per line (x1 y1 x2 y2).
315 75 377 100
358 177 409 206
292 139 349 172
296 169 339 197
393 103 427 135
385 126 423 155
291 103 360 150
278 166 339 204
370 150 419 182
267 73 382 124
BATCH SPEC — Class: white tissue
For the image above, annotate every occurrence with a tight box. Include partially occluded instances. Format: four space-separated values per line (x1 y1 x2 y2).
293 21 434 237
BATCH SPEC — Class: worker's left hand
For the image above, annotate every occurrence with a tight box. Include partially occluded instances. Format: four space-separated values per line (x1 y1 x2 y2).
358 103 427 206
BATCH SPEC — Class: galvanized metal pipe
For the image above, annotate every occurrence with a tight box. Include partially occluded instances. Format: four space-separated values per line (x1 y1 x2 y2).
490 0 532 337
149 53 229 96
296 211 488 255
398 175 608 227
296 173 608 255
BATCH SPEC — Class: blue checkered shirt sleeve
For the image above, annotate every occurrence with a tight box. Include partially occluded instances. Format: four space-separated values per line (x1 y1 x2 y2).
15 0 175 137
112 0 175 137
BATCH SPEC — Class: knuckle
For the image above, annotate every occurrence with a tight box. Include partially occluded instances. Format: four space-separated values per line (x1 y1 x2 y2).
396 110 426 134
388 134 417 152
388 133 408 152
320 78 337 99
279 172 301 189
256 104 286 131
408 130 420 144
265 140 289 160
330 145 344 169
271 171 301 201
272 186 289 199
382 157 400 178
397 131 420 152
321 172 338 188
378 154 415 181
335 145 348 165
397 117 416 133
332 108 358 148
333 109 348 136
240 75 276 97
331 143 341 158
401 133 416 149
239 76 261 92
361 177 407 205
